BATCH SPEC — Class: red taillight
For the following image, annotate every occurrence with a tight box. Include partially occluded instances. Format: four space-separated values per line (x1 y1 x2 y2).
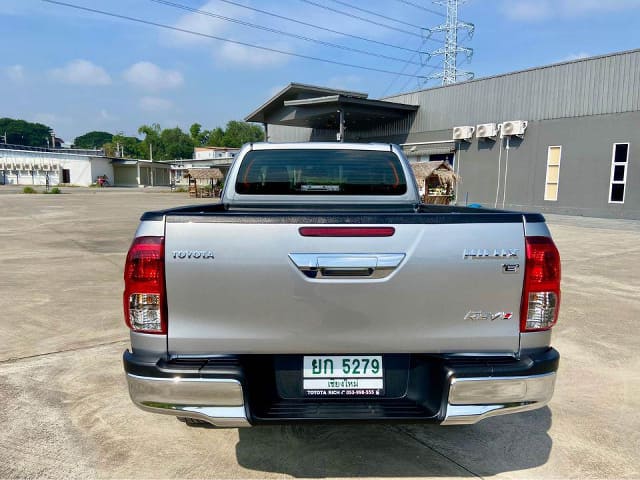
299 227 395 237
520 236 561 332
123 236 166 334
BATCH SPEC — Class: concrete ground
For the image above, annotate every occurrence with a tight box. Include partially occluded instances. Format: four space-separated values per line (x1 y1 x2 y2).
0 188 638 479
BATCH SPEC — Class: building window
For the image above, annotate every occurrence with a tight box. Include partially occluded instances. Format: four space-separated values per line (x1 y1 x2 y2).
609 143 629 203
544 146 561 201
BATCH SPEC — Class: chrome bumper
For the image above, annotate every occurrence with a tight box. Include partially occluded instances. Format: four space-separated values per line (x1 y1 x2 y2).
441 372 556 425
126 373 250 427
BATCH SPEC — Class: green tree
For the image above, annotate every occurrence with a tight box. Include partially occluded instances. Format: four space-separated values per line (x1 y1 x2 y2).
103 134 143 158
206 127 225 147
138 123 163 159
204 121 263 148
160 127 195 159
74 131 113 149
0 117 52 147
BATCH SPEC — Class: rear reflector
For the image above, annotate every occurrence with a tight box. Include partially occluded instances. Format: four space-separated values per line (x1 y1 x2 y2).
123 236 166 334
299 227 395 237
520 236 561 332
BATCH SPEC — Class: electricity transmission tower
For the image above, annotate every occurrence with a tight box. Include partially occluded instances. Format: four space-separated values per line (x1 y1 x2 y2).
425 0 474 85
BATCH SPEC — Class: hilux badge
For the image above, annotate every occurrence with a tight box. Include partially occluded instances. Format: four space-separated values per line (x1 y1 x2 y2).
463 248 519 259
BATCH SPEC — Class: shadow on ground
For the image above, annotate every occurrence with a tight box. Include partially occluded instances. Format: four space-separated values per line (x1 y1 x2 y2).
233 408 552 477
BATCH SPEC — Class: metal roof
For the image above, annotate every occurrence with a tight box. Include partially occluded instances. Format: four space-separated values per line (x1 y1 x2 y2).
245 83 369 123
378 48 640 134
246 83 418 131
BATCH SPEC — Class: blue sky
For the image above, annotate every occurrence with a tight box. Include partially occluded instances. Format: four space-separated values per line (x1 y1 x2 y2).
2 0 639 143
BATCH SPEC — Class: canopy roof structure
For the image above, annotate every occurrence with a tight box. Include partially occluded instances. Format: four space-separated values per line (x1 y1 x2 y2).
411 161 458 187
185 168 224 180
245 83 418 132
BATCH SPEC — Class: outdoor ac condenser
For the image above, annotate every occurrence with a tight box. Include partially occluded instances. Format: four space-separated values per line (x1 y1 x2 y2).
476 123 499 139
452 125 475 141
499 120 528 138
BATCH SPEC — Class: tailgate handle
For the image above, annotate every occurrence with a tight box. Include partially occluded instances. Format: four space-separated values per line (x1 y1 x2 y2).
289 253 405 279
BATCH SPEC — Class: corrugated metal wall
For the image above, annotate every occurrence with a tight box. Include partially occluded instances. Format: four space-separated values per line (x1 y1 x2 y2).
379 49 640 135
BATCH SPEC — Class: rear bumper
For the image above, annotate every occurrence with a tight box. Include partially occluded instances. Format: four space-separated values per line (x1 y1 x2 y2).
123 348 559 427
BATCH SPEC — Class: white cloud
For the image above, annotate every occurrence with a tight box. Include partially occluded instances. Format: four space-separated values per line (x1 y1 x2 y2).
216 43 289 68
502 0 640 20
138 96 173 112
168 0 251 46
5 64 25 83
99 109 118 122
49 59 112 86
123 62 184 90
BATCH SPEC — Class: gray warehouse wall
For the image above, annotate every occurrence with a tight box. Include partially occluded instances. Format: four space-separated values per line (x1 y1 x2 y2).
451 111 639 219
268 111 639 219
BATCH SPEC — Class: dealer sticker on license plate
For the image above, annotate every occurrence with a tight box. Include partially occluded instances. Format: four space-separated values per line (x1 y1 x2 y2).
303 355 383 397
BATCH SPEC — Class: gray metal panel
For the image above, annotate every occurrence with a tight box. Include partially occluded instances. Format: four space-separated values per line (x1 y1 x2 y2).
381 50 640 135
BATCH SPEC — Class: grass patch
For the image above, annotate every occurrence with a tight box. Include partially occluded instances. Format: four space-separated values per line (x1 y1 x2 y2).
44 187 61 194
22 186 37 194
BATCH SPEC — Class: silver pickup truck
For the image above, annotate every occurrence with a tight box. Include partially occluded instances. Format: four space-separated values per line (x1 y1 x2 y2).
123 142 560 427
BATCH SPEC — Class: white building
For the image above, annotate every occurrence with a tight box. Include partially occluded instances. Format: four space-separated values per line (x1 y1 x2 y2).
194 146 239 161
0 145 111 187
0 144 170 187
170 146 239 185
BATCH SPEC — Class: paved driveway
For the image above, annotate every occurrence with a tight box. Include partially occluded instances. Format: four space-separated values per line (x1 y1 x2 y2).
0 190 638 478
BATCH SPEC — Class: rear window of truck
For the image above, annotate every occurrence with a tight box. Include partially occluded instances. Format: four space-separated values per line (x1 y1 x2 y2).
235 149 407 195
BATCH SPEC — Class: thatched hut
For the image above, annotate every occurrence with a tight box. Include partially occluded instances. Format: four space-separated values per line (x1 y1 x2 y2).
411 161 459 204
184 168 224 197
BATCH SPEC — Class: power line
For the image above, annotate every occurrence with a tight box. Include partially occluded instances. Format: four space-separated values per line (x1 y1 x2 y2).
298 0 423 38
213 0 429 55
380 40 428 97
395 61 442 94
150 0 423 65
327 0 424 30
41 0 432 79
393 0 446 17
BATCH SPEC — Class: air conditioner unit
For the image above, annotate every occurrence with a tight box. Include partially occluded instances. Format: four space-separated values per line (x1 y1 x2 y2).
452 125 475 141
499 120 528 138
476 123 499 139
42 163 51 171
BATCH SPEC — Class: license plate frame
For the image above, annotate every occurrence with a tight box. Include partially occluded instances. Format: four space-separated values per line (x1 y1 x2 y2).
302 355 384 397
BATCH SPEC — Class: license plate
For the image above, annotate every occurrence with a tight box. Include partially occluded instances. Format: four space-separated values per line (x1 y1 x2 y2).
303 355 383 397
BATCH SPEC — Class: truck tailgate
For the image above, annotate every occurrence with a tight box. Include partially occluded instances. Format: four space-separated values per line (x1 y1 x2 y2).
164 217 525 355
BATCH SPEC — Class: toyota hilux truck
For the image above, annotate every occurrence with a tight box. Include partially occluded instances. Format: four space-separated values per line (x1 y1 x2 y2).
123 142 560 427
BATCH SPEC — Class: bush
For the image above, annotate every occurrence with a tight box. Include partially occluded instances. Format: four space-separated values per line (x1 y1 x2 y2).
49 187 61 194
173 186 188 193
22 186 37 194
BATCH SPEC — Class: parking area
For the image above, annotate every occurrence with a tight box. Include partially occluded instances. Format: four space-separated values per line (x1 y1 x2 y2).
0 189 638 479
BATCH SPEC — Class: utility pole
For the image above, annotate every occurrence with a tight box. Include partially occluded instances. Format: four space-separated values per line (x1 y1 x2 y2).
426 0 474 85
149 143 153 161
